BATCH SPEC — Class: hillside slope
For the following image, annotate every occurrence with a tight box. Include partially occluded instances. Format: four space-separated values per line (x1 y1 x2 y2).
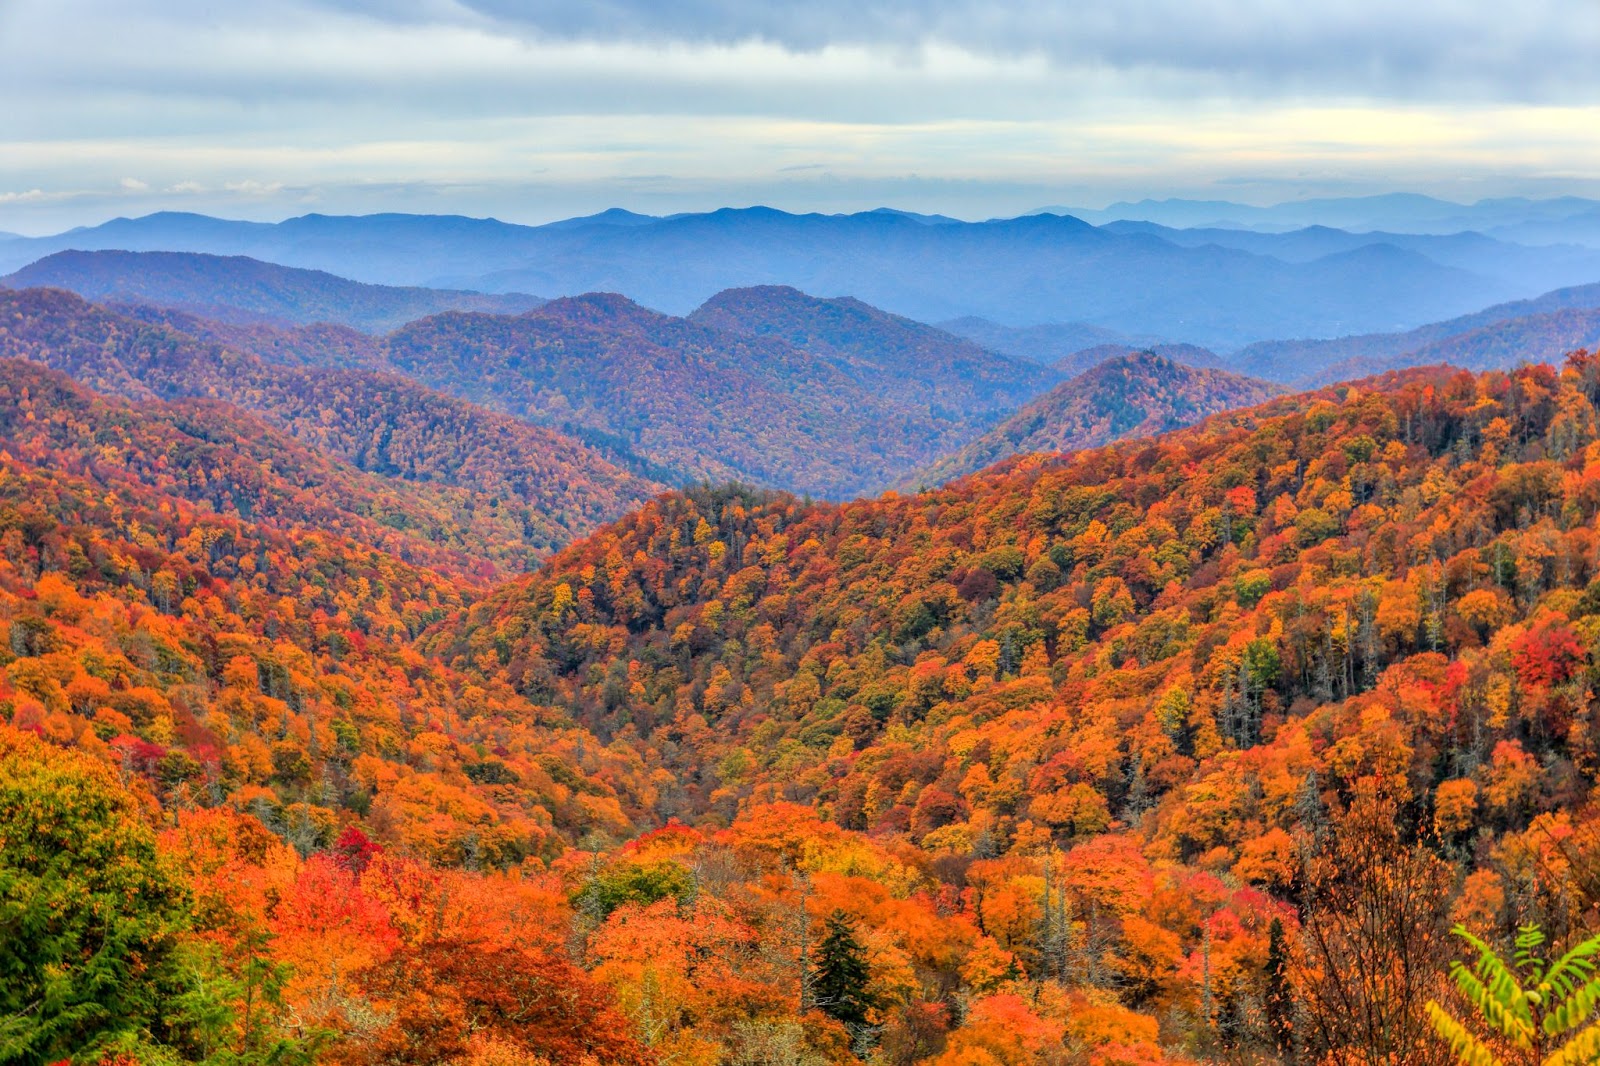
1100 218 1600 295
0 357 655 864
914 351 1281 485
1234 279 1600 382
937 316 1156 364
422 355 1600 1065
117 303 391 369
2 249 544 331
428 353 1600 889
690 285 1055 414
21 318 1600 1063
1302 306 1600 386
0 357 524 580
1050 341 1228 377
0 288 659 563
383 293 996 497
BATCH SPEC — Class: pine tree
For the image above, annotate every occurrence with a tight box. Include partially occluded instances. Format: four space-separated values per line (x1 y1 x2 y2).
0 727 188 1064
811 910 877 1028
1265 916 1295 1057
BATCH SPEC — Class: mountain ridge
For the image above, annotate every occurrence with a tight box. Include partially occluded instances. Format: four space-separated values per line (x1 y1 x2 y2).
0 206 1549 348
912 350 1282 486
0 287 660 566
1 248 544 331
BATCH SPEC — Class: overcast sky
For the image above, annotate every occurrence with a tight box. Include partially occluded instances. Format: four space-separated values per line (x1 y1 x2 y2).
2 0 1599 233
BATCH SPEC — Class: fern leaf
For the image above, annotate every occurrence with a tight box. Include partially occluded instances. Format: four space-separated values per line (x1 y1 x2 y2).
1544 1017 1600 1066
1547 973 1600 1038
1428 1001 1507 1066
1544 934 1600 1009
1454 960 1536 1046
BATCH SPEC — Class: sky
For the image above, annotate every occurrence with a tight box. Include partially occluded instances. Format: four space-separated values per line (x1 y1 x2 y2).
2 0 1600 234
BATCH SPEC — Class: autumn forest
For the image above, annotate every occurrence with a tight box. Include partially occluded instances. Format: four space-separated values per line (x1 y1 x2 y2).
9 233 1600 1066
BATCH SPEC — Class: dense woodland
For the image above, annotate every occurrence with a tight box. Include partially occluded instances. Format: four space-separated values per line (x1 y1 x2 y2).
381 292 1028 496
914 352 1280 486
11 273 1600 1065
0 288 662 565
688 285 1051 415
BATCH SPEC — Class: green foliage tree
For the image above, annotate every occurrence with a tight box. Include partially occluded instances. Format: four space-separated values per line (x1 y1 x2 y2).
0 727 188 1064
1427 924 1600 1066
572 858 697 922
810 910 877 1029
163 933 321 1066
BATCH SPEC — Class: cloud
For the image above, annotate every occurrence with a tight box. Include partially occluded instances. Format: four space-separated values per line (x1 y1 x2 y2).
223 179 285 195
348 0 1600 103
0 0 1598 232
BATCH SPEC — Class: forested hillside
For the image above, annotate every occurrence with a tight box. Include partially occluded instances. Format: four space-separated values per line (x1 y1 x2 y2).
690 285 1056 415
915 352 1280 486
1233 279 1600 383
1050 344 1227 377
416 352 1600 1061
121 303 392 369
1304 306 1600 386
383 293 1008 497
13 264 1600 1065
0 355 659 829
0 287 661 562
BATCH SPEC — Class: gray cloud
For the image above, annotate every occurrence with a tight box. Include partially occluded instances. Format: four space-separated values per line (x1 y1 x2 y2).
339 0 1600 102
1 0 1599 232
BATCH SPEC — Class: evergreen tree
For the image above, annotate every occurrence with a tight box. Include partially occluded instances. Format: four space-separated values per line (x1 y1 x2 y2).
0 727 188 1064
1265 916 1295 1057
811 910 877 1028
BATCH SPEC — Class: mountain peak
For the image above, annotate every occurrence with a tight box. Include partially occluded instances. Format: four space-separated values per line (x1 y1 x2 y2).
916 350 1280 486
531 291 667 330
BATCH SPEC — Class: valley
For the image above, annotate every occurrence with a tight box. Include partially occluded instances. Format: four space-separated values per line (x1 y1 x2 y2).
6 200 1600 1066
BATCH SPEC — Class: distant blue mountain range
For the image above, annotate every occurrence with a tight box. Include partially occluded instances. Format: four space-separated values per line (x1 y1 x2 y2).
1043 193 1600 239
3 200 1600 349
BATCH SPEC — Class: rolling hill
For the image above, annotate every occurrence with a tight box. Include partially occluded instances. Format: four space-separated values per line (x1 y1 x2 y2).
913 351 1281 486
17 277 1600 1065
0 357 535 582
0 352 659 868
1057 191 1600 237
421 358 1600 1066
420 210 1516 348
1232 279 1600 382
1302 306 1600 386
1 249 544 331
688 284 1055 414
1098 219 1600 296
381 292 1006 497
0 287 659 565
1049 341 1227 377
114 303 392 369
1 282 1063 500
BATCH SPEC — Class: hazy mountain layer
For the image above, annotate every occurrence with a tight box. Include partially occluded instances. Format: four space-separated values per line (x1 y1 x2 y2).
1 249 543 331
0 207 1552 348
